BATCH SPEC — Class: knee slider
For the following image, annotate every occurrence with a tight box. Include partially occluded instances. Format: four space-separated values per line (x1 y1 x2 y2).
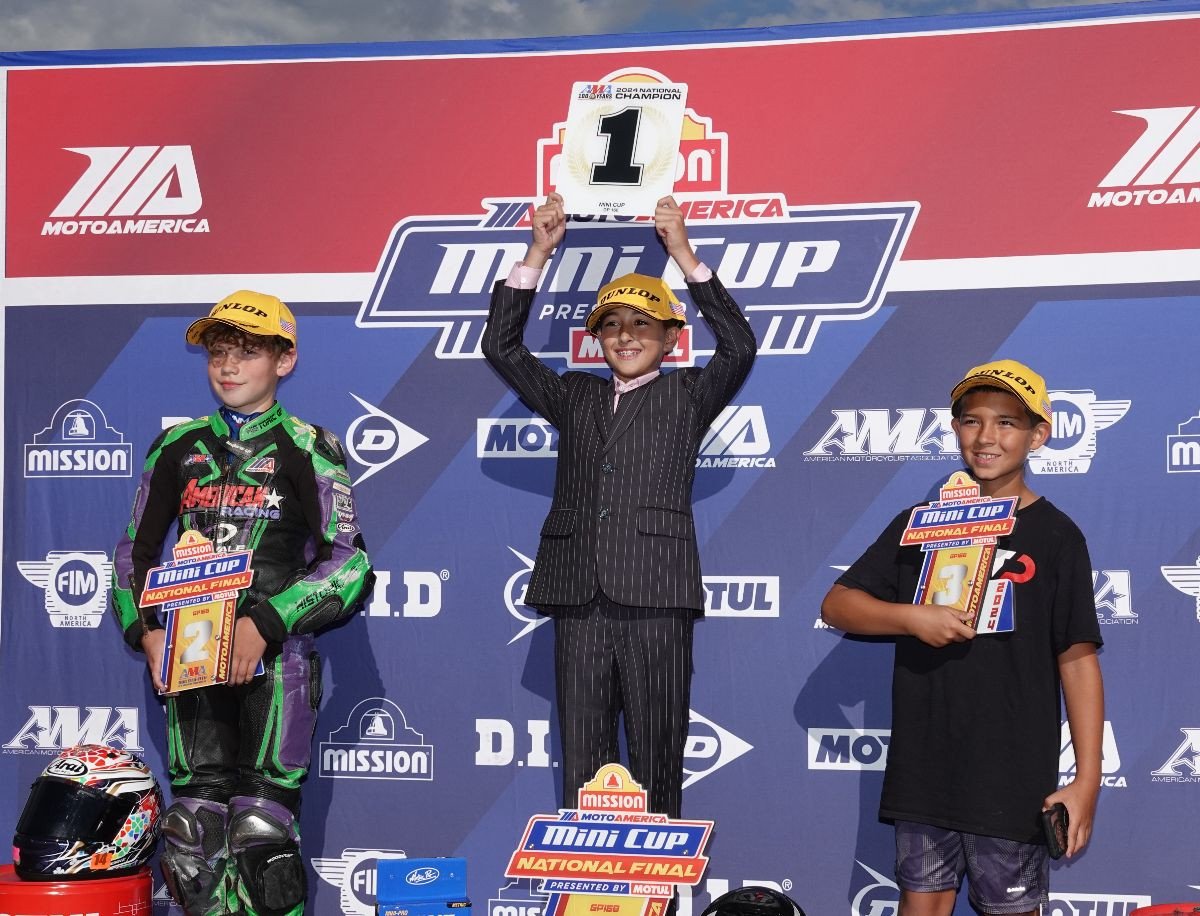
161 799 228 913
229 798 306 914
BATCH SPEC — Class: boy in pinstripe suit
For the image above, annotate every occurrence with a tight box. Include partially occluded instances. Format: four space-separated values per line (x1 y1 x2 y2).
483 192 756 818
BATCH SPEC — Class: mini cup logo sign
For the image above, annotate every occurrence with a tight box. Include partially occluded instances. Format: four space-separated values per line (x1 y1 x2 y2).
44 145 210 235
1090 107 1200 208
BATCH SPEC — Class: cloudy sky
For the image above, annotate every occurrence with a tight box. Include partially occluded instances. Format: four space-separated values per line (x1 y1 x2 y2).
1 0 1119 54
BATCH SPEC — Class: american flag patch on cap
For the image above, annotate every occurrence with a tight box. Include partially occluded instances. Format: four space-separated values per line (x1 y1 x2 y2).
670 302 686 317
280 318 297 335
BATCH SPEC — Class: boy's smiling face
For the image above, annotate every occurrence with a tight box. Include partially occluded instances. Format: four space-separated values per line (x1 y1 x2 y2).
595 306 680 383
205 329 296 415
952 388 1050 498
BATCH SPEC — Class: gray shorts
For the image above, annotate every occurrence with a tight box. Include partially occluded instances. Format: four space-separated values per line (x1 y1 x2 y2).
895 820 1049 915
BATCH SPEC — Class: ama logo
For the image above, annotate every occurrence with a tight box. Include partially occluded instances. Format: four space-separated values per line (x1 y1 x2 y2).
1151 727 1200 783
5 706 141 754
1093 569 1137 625
18 551 112 629
44 145 208 235
1028 390 1130 475
804 408 957 461
358 67 916 360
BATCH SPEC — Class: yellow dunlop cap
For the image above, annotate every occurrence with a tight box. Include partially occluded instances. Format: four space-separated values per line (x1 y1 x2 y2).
185 290 298 346
950 358 1052 424
586 273 686 333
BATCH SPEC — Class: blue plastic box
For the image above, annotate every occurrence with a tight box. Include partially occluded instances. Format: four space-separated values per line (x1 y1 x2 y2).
376 857 472 916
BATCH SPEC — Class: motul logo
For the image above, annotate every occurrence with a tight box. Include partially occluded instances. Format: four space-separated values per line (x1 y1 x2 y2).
51 145 203 217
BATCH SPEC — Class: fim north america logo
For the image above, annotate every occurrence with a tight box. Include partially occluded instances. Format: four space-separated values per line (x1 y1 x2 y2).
358 67 916 361
506 763 713 916
319 697 433 780
25 398 132 478
18 550 112 628
313 847 408 916
1028 390 1130 475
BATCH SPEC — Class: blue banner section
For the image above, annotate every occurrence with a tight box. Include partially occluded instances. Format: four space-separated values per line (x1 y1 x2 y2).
4 281 1198 914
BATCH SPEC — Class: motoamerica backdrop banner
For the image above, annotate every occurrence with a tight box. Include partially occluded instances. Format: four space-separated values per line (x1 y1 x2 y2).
3 3 1200 913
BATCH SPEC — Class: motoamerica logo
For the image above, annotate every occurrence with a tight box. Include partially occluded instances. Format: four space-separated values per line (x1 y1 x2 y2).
4 706 142 754
1060 720 1126 788
358 67 916 360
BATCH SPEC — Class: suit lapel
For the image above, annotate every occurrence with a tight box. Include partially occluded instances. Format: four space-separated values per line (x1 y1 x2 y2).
603 379 655 453
593 382 613 443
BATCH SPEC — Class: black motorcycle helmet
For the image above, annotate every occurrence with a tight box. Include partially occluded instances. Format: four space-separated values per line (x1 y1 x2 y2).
13 744 162 880
702 886 806 916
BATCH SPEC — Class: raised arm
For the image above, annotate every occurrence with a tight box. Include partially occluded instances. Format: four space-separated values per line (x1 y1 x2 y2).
656 195 757 425
481 193 570 427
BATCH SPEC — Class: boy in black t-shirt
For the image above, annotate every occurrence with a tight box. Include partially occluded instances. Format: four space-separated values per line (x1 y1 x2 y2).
822 359 1104 916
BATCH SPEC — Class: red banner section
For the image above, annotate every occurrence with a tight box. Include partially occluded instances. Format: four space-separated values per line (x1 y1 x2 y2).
7 13 1200 278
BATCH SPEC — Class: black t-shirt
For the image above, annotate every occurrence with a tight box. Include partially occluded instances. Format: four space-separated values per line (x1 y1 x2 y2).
837 497 1103 842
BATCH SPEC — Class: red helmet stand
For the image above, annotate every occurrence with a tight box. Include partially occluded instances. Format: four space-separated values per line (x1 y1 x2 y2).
0 864 152 913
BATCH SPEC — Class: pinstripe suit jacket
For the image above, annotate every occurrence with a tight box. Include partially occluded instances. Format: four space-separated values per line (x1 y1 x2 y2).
482 273 757 614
